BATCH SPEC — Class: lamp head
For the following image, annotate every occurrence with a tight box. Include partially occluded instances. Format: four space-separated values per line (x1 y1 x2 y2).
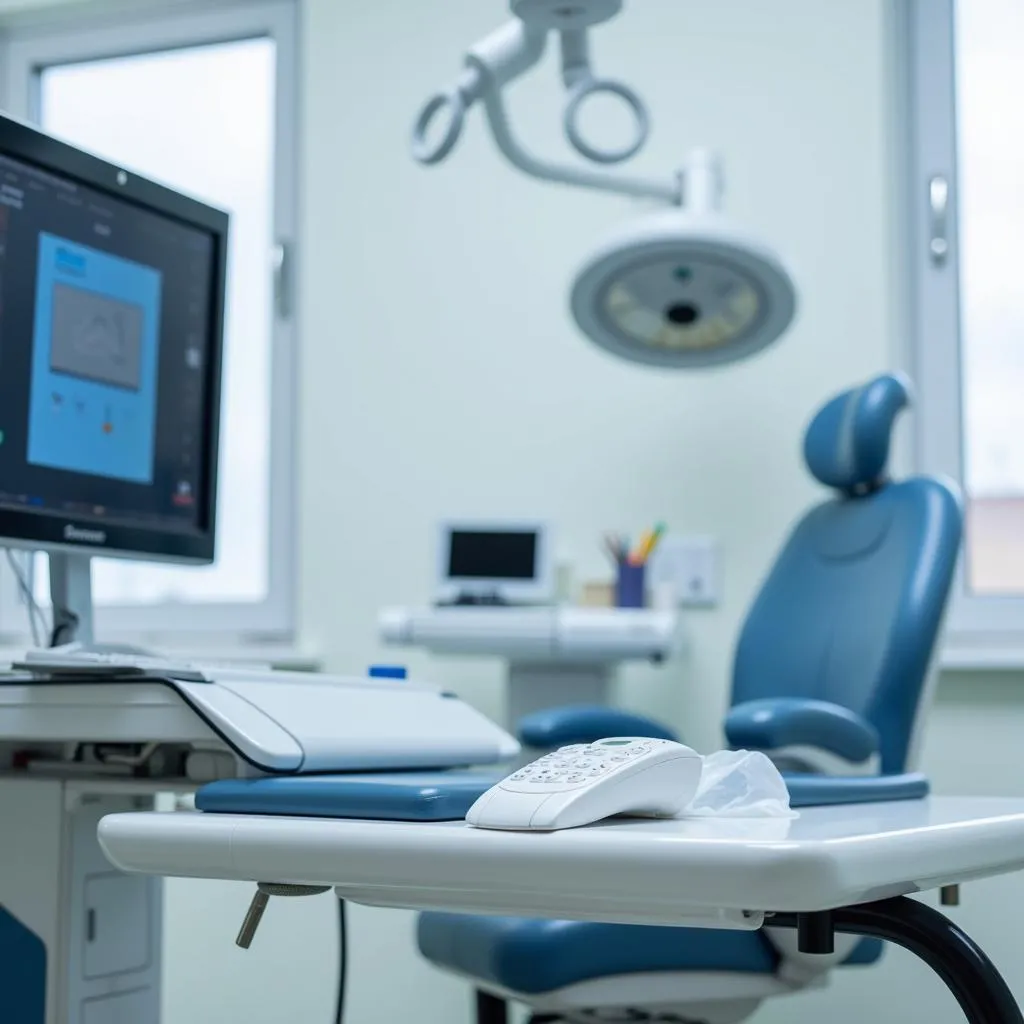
570 207 797 369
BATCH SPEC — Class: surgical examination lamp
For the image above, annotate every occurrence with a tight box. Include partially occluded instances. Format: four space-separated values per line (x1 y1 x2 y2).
411 0 798 368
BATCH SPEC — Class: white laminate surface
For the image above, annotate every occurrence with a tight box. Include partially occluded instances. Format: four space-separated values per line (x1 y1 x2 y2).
98 796 1024 926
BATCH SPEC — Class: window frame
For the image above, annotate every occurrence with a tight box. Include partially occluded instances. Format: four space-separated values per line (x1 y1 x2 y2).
904 0 1024 659
0 0 298 646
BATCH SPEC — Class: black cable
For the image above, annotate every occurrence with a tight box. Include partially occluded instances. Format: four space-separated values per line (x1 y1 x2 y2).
48 611 78 648
335 898 347 1024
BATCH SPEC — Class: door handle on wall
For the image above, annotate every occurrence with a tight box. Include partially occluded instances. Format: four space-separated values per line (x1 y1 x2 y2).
928 175 950 265
272 240 293 320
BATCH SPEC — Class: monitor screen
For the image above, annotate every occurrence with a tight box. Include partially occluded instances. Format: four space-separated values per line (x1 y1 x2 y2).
0 116 226 562
447 530 538 581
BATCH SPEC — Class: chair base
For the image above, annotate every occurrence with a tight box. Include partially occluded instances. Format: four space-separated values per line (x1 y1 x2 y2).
476 991 508 1024
772 897 1020 1024
466 970 811 1024
477 991 764 1024
469 898 1022 1024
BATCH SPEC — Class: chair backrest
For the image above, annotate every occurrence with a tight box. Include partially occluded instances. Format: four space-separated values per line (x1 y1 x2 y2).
731 374 962 774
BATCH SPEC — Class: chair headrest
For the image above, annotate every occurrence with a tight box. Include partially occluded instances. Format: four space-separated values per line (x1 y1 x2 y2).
803 373 912 493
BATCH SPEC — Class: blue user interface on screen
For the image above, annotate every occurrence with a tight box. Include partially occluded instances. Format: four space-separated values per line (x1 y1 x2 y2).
27 233 162 484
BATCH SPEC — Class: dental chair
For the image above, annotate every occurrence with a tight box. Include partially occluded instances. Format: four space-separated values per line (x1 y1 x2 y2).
416 373 963 1024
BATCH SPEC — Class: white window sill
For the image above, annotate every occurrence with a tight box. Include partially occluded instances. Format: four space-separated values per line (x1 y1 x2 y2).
941 646 1024 672
0 641 322 673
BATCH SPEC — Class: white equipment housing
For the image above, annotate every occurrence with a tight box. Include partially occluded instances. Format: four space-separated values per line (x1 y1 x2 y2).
379 606 683 725
0 665 516 1024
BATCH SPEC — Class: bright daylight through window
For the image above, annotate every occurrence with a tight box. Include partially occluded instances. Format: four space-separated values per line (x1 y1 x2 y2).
36 38 276 609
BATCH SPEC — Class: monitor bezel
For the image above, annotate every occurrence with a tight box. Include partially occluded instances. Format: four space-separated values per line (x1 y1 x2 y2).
0 113 228 565
435 520 553 605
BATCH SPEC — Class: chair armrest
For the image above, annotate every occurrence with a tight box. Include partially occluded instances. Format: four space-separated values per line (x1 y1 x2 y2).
724 698 879 765
517 705 678 748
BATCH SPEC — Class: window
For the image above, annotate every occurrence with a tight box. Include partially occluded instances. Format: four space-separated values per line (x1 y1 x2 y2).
906 0 1024 653
0 1 297 643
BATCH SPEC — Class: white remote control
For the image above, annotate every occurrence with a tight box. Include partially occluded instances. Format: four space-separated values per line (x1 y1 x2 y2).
466 737 702 831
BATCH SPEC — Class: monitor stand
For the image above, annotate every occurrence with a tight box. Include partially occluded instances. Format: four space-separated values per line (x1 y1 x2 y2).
45 552 147 654
48 551 94 647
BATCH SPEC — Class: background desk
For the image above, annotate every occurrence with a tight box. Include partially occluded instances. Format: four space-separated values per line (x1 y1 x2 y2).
378 606 684 723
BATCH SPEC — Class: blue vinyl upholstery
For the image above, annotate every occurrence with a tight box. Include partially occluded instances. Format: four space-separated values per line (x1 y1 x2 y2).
725 698 879 764
517 705 678 748
196 770 502 821
731 374 961 774
417 916 880 994
418 916 779 994
784 771 928 806
802 373 910 493
415 374 962 1002
193 763 928 822
0 906 46 1024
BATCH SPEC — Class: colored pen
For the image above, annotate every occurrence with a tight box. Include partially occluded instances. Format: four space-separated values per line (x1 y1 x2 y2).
642 522 666 562
630 528 653 566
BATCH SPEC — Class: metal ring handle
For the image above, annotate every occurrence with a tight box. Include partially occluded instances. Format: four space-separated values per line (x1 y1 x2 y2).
411 89 467 165
563 77 650 165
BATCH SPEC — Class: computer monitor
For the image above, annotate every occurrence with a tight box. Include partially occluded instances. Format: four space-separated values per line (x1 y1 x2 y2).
0 113 228 644
436 520 553 605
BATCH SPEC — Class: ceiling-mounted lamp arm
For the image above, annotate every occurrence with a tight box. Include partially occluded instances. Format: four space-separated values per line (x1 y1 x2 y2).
412 3 797 372
411 20 546 166
557 27 650 165
475 71 682 206
558 29 591 89
411 12 674 201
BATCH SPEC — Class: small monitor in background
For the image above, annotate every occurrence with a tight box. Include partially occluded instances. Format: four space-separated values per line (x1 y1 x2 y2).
436 521 552 606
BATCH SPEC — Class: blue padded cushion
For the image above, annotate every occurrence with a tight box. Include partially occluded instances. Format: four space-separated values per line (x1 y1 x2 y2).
732 476 961 775
845 937 884 965
418 915 778 994
517 705 678 748
725 697 879 764
193 765 927 824
195 770 500 821
0 906 46 1024
784 772 928 806
803 373 911 493
417 915 882 994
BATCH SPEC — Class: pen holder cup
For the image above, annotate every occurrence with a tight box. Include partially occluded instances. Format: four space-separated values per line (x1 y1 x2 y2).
615 562 646 609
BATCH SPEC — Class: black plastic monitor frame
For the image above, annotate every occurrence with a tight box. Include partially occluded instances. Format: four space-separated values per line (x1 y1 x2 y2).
0 113 228 565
